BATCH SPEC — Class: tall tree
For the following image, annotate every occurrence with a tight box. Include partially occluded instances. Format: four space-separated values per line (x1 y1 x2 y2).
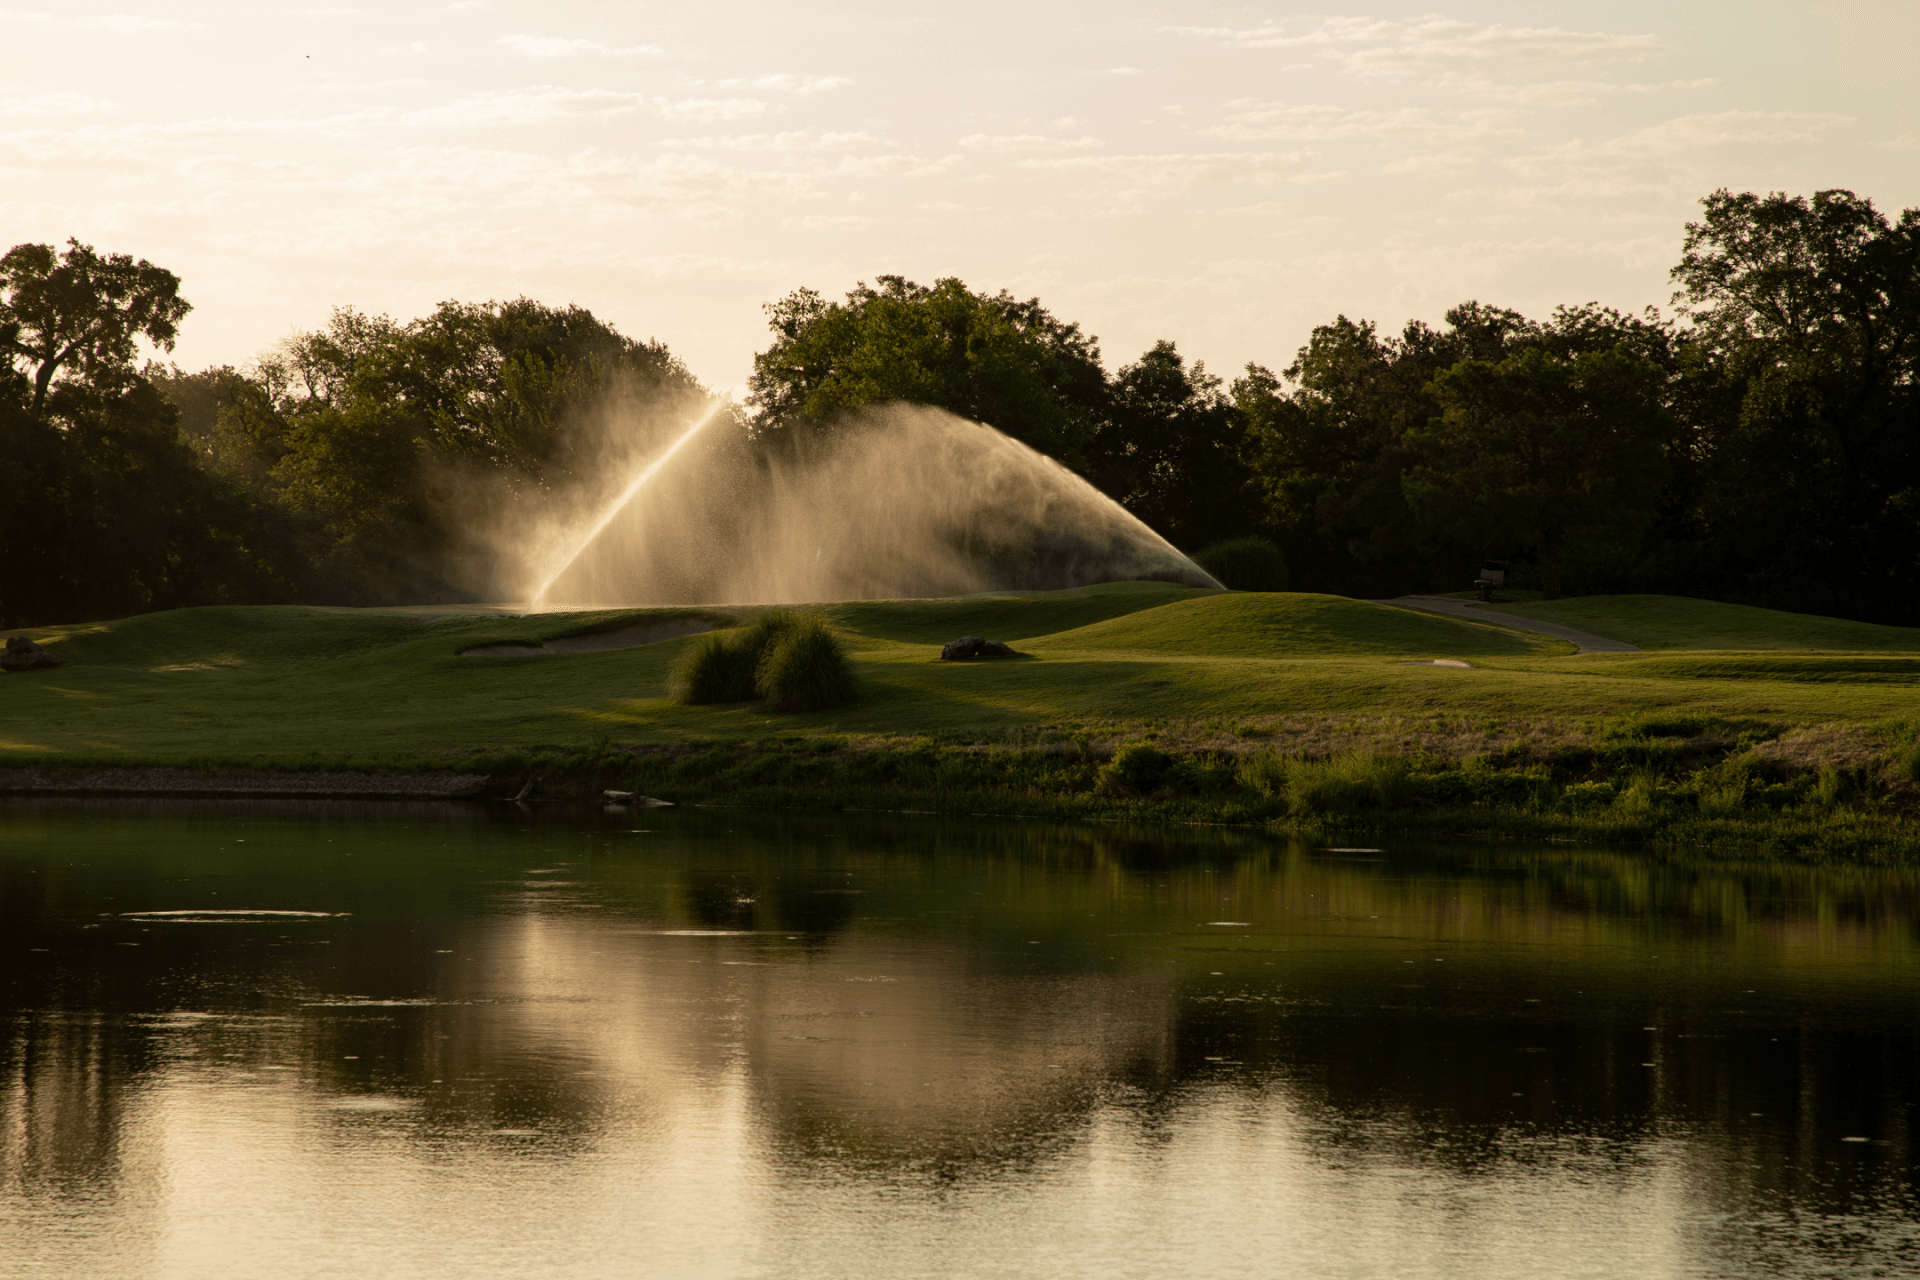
0 239 190 417
1095 340 1253 549
1240 305 1527 595
746 276 1109 468
1406 308 1675 599
1673 188 1920 618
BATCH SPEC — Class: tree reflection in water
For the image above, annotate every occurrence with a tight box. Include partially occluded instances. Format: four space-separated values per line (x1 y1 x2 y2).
1 799 1915 1278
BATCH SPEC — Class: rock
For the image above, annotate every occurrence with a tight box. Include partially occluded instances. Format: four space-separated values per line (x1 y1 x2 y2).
940 636 1017 660
1 636 60 672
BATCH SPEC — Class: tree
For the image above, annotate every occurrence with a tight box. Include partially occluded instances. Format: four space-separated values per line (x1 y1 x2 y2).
0 239 190 417
157 298 710 604
745 276 1109 468
1239 306 1527 595
1407 309 1675 599
1672 188 1920 618
1094 340 1253 549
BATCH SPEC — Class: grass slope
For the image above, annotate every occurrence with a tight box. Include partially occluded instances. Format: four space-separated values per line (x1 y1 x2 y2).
10 588 1920 859
1038 592 1560 658
1482 594 1920 653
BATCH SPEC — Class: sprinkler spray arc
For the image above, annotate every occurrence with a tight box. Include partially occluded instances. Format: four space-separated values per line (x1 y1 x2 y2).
524 398 727 615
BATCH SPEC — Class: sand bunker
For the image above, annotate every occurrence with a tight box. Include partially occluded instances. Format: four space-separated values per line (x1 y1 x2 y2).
460 618 715 658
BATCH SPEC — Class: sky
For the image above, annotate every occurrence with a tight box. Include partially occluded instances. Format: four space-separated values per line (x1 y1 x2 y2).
5 0 1918 394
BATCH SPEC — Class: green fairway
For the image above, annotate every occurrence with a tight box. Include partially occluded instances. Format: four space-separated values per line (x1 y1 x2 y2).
11 586 1920 861
1478 594 1920 653
5 586 1920 766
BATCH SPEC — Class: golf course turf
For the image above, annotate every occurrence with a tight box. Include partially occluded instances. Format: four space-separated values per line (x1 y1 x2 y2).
7 584 1920 860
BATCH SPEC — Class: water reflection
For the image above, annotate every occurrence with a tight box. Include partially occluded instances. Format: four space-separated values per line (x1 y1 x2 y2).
1 800 1916 1278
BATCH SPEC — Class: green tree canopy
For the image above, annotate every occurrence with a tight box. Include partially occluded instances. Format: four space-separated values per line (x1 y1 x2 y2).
1407 308 1676 599
746 276 1109 468
1672 188 1920 615
0 239 190 416
1095 340 1253 549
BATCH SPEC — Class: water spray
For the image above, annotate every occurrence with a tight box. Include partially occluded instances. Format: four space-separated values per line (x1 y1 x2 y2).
524 398 727 614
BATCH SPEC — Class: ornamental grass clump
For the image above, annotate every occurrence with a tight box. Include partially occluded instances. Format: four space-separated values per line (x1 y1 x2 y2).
671 610 813 706
669 630 761 704
754 615 853 713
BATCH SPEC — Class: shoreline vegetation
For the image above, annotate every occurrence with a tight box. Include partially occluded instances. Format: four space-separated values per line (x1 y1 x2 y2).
8 584 1920 862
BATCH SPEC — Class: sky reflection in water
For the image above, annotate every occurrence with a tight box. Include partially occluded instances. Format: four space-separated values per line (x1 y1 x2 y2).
2 800 1915 1279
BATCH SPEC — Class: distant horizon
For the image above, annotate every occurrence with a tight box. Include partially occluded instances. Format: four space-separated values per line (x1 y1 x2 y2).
7 0 1918 392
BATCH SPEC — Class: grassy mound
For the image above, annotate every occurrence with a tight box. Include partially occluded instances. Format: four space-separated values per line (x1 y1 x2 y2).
1484 595 1920 652
828 580 1206 646
1034 592 1564 658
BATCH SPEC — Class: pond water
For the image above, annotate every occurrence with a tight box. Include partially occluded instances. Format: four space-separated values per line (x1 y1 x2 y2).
2 800 1916 1279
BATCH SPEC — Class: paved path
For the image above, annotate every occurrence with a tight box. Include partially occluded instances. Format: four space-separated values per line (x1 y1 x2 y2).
1372 595 1641 653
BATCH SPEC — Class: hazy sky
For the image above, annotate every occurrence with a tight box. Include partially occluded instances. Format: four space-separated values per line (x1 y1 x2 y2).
6 1 1917 393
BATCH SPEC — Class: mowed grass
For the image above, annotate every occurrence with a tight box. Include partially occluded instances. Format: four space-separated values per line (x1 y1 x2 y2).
5 586 1920 766
1481 594 1920 652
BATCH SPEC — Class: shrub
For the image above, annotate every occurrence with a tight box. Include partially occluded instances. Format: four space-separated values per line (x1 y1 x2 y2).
1613 769 1664 815
1811 764 1849 810
1100 741 1175 794
1563 780 1616 810
669 630 760 704
755 615 853 712
1286 753 1411 814
1894 741 1920 784
1236 751 1289 796
671 610 840 708
1192 536 1289 592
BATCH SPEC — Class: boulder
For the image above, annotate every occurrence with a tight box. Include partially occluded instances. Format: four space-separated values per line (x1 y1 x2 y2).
940 636 1017 660
1 636 60 673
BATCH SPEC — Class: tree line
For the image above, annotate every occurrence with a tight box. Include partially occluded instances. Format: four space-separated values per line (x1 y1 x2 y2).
3 187 1916 629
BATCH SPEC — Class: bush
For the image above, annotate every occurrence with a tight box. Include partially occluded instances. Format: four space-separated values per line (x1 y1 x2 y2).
669 630 760 704
1563 779 1617 810
1236 751 1288 796
1100 741 1175 794
1286 752 1411 814
755 615 853 713
1192 536 1289 592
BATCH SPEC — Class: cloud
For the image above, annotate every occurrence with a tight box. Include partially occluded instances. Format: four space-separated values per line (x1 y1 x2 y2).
959 134 1104 151
1492 111 1856 206
1202 102 1525 146
1022 150 1327 194
0 91 116 120
0 8 196 32
799 213 876 230
499 34 661 58
717 74 852 95
660 131 879 152
1168 15 1664 99
405 89 769 127
1577 110 1852 158
92 13 193 32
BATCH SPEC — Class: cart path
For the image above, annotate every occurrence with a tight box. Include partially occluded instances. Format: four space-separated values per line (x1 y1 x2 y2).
1372 595 1642 654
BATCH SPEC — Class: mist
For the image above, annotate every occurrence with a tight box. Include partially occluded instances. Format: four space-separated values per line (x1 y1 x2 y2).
510 402 1219 608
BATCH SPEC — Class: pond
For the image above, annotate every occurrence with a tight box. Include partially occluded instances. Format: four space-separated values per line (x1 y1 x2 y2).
2 800 1915 1278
